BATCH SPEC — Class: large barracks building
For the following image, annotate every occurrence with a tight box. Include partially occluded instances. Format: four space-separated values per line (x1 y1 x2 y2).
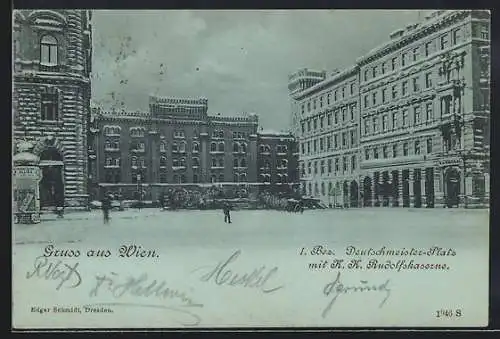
289 10 490 208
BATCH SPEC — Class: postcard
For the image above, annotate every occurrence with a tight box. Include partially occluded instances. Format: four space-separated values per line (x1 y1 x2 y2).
12 9 491 329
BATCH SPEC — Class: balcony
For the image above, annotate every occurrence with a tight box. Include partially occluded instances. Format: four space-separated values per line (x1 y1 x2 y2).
39 63 61 72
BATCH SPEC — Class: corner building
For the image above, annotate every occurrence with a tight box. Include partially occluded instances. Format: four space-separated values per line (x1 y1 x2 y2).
12 10 92 208
289 10 490 208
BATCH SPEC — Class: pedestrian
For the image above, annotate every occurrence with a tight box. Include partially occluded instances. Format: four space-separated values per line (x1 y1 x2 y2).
102 193 111 224
223 202 232 223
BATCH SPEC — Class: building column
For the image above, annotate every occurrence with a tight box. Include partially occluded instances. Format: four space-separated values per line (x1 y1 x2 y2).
434 167 444 208
409 169 414 207
200 132 209 183
464 173 473 208
420 172 427 207
397 169 403 207
371 173 377 207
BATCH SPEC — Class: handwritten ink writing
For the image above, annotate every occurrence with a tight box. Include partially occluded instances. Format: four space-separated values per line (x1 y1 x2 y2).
321 271 391 318
26 255 82 290
197 250 284 294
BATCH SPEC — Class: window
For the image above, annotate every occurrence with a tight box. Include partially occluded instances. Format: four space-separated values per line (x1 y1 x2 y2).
426 102 434 121
381 62 386 74
193 174 198 183
334 90 338 101
334 134 338 149
350 83 355 95
327 93 331 105
234 159 239 168
313 118 317 130
414 106 421 125
41 93 58 121
313 139 317 153
365 149 370 160
402 81 408 96
320 138 324 151
364 95 369 108
342 132 347 147
320 96 323 108
440 34 449 50
301 105 305 115
402 52 407 67
412 47 419 61
426 138 433 153
403 109 409 127
349 105 355 121
481 29 489 40
314 161 318 174
131 156 137 167
364 119 369 135
327 113 332 126
414 140 421 155
425 41 432 56
301 143 305 154
307 141 311 153
320 115 324 129
364 69 369 81
373 148 379 159
210 142 216 152
392 144 398 158
350 130 356 146
391 57 397 71
382 88 387 103
160 156 167 167
413 77 420 92
307 120 311 131
40 35 58 65
403 142 409 156
301 123 305 134
218 142 224 152
307 162 311 174
383 146 388 158
307 102 311 112
372 92 377 105
425 72 433 88
382 115 388 131
351 155 356 170
160 142 166 152
372 116 378 133
327 158 332 173
392 112 398 130
193 157 199 167
233 142 240 153
392 85 397 99
327 136 332 150
342 87 345 98
218 158 224 167
343 157 347 172
193 142 199 152
372 66 377 78
241 158 247 167
219 174 224 183
320 160 325 174
334 110 339 124
453 28 461 44
342 107 347 122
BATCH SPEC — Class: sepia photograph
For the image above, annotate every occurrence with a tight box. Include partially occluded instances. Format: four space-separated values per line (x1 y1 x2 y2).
12 9 491 329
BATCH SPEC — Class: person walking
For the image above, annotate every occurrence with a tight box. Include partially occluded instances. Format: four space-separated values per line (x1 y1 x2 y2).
223 202 232 223
102 193 111 224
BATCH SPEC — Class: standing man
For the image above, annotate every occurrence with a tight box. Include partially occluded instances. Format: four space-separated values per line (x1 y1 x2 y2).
223 202 232 223
102 192 111 224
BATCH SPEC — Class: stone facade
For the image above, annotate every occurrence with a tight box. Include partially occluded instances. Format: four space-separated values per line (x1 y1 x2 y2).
13 10 92 208
289 10 490 208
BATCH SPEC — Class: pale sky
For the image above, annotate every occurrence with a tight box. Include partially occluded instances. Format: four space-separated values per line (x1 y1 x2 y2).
91 10 432 130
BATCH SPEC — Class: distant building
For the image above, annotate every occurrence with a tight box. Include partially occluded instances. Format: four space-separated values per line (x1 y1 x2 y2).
257 130 300 192
12 10 92 208
88 95 259 200
289 10 490 208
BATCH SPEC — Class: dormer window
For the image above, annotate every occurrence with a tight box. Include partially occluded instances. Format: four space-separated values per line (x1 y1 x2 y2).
40 35 58 66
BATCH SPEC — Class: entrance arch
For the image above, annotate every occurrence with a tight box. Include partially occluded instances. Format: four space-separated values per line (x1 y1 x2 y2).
363 176 372 207
39 147 64 208
350 180 359 207
444 167 461 208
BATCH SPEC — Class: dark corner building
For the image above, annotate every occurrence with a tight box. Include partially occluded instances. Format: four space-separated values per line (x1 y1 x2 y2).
13 10 92 209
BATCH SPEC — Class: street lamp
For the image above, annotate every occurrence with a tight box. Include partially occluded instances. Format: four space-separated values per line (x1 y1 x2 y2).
137 172 142 208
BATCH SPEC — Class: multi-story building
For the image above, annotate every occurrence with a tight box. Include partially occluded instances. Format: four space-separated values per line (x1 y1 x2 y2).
88 95 259 200
289 10 490 208
257 130 300 191
289 67 361 207
13 10 92 208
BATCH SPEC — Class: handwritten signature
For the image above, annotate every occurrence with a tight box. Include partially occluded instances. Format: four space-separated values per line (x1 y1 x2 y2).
89 272 203 326
193 250 284 294
322 271 391 318
26 255 82 291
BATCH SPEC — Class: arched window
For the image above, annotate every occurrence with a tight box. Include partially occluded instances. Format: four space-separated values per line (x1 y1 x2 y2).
113 141 119 149
218 142 225 152
114 158 120 167
240 158 246 168
265 145 271 153
281 159 288 168
172 142 178 152
211 142 217 152
106 157 112 166
193 142 199 152
160 142 166 152
105 140 111 149
179 142 186 152
260 145 265 153
131 156 137 167
140 158 145 167
282 174 288 183
180 158 186 167
233 159 239 168
218 158 224 167
40 35 58 65
233 142 239 153
241 143 247 153
192 157 199 167
160 156 167 167
212 158 217 167
240 173 247 182
173 158 179 167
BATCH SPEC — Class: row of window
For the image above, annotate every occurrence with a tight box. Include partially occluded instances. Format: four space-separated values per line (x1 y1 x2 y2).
301 104 357 134
363 101 435 135
301 130 358 155
364 72 435 108
259 173 289 184
107 172 250 184
104 140 249 154
364 138 434 160
259 144 289 154
104 127 249 140
212 130 249 139
363 27 465 83
300 82 357 115
109 156 250 169
302 155 358 176
260 159 289 170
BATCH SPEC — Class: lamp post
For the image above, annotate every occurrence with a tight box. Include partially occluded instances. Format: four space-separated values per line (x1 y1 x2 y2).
137 172 142 209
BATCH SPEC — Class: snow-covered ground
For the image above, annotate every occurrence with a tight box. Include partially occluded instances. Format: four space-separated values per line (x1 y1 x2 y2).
13 208 489 328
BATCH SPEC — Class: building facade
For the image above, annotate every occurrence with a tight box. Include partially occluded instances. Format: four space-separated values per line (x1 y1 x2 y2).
88 95 260 200
13 10 92 208
257 130 300 191
289 10 490 208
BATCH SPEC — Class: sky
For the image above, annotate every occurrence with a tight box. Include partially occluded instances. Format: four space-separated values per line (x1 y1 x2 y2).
91 10 432 130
